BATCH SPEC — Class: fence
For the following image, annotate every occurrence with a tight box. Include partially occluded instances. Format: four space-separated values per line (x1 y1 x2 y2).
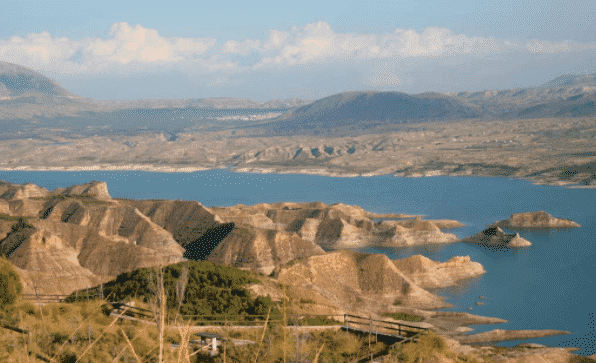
343 314 430 338
110 302 346 327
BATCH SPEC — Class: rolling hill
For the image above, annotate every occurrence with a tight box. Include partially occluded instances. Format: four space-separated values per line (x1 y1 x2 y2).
260 91 480 133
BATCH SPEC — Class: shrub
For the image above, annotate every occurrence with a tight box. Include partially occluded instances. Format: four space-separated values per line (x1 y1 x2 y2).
0 255 23 310
66 260 278 323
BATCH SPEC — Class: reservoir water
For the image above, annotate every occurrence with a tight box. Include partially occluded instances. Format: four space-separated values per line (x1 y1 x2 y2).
1 169 594 354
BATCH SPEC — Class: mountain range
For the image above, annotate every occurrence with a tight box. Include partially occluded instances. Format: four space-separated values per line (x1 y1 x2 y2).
1 61 596 133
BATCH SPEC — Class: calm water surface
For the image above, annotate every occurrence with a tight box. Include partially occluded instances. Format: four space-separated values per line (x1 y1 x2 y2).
1 170 594 354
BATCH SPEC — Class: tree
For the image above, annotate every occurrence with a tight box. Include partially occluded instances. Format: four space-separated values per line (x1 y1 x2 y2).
0 256 23 310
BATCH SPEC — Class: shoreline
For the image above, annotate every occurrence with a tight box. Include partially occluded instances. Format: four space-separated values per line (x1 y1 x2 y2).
0 164 593 189
0 176 588 353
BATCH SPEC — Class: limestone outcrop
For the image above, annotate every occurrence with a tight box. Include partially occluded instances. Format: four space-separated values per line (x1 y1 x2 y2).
375 217 459 247
118 199 223 248
0 181 193 295
392 255 486 289
211 203 460 249
492 211 581 228
55 180 112 200
276 249 449 310
207 227 325 275
0 181 49 200
0 181 334 295
463 227 532 247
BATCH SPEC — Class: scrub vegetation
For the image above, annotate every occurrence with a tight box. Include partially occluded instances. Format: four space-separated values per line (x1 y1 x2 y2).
0 259 591 363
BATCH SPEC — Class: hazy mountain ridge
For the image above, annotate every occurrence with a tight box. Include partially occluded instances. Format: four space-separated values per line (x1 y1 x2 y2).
0 62 79 99
262 91 480 133
2 61 596 126
268 79 596 133
444 84 596 119
539 73 596 88
0 62 312 118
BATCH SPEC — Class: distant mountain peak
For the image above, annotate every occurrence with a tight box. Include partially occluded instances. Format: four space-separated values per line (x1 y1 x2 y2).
0 61 79 99
539 73 596 88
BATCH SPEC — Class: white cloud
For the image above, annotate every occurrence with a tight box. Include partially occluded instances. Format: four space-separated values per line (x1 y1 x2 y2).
222 39 261 55
255 22 511 67
0 22 217 74
262 30 290 50
1 20 595 94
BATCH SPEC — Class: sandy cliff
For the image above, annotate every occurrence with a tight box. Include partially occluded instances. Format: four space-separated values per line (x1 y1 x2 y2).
276 249 448 311
392 254 486 289
212 203 460 249
0 182 193 295
207 226 325 275
0 181 338 294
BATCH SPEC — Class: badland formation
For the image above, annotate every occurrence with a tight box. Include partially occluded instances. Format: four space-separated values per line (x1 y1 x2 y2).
0 180 581 348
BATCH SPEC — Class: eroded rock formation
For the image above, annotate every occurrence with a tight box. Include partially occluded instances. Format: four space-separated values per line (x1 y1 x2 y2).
492 211 581 228
212 203 460 248
392 255 486 289
207 226 325 275
276 249 449 310
0 181 330 295
463 227 532 247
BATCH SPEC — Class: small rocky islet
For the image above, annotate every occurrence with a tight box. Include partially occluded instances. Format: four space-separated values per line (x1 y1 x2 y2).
0 179 582 354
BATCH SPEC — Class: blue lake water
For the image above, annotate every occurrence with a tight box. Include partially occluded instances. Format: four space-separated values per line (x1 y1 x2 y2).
1 169 595 354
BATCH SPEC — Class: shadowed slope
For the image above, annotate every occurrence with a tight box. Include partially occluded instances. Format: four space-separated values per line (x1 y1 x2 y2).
277 249 448 310
263 91 479 133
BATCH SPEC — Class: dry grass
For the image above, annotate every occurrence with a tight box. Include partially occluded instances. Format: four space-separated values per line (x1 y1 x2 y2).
0 267 204 363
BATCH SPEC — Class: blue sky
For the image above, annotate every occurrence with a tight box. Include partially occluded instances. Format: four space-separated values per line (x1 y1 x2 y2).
1 0 595 100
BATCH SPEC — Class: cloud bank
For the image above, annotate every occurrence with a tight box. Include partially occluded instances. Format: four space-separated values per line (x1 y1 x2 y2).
1 21 594 99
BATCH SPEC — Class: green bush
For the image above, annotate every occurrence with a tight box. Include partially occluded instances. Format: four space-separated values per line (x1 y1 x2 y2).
66 260 279 322
0 256 23 310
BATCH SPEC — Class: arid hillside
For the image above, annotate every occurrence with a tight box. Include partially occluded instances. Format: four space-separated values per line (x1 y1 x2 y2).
0 180 466 304
1 63 596 188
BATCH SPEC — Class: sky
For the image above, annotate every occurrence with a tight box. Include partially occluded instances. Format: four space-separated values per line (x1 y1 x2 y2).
1 0 595 101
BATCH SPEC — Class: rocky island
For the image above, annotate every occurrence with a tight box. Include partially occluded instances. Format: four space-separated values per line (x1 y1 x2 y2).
491 211 581 228
463 227 533 248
